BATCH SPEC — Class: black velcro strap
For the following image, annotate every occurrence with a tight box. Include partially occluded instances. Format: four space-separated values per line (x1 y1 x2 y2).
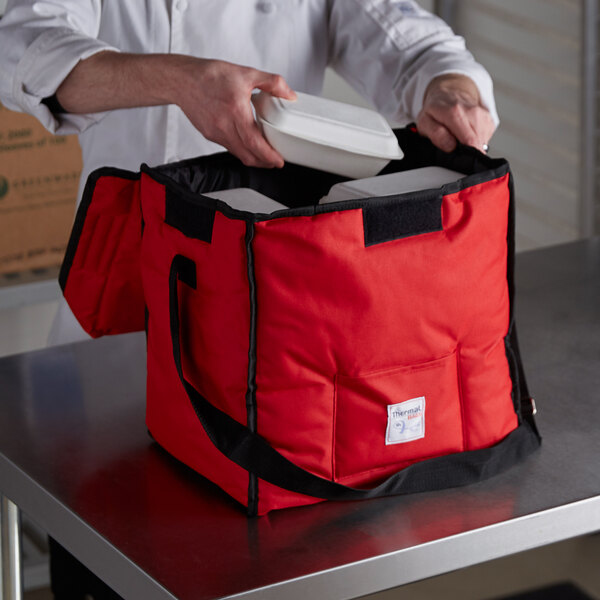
165 187 215 242
363 191 443 247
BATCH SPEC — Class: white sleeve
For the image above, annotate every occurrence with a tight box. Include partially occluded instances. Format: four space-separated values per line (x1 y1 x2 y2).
0 0 120 134
328 0 499 126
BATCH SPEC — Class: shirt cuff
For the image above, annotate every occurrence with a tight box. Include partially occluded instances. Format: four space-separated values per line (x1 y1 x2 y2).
12 27 120 134
411 60 500 128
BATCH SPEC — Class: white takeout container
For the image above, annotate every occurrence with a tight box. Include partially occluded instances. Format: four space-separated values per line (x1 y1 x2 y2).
252 91 403 178
205 188 286 213
320 167 466 204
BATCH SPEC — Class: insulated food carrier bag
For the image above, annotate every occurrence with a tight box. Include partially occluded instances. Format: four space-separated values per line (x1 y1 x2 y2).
60 127 541 516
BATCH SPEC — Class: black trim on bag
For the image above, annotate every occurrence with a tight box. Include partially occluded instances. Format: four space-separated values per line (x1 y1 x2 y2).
139 128 512 225
245 221 259 516
145 162 511 226
506 170 517 320
504 169 522 422
144 305 149 341
505 334 521 421
502 168 540 438
363 190 443 246
169 256 197 421
165 187 215 242
59 167 140 292
169 254 541 508
506 325 540 438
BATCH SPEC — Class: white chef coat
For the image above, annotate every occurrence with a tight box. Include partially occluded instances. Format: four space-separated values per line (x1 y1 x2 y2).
0 0 499 345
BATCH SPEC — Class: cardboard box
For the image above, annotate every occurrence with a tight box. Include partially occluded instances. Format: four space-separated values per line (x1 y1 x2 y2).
0 102 82 274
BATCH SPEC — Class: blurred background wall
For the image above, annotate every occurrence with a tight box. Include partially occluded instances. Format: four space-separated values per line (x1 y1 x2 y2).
451 0 595 251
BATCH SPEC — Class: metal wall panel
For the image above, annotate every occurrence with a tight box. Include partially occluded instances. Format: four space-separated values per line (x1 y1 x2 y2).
454 0 585 250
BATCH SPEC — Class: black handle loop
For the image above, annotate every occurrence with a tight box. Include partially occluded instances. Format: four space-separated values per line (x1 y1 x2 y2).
169 254 539 501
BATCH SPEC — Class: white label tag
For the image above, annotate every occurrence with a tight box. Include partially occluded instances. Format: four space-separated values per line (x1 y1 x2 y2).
386 396 426 445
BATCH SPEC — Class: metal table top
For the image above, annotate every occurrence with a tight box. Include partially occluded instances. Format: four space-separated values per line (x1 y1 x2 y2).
1 239 599 600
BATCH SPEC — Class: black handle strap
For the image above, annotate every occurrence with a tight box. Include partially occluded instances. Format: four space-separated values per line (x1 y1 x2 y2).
169 254 539 501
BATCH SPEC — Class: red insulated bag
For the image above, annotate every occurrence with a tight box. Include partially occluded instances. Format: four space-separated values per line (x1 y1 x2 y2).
59 127 540 515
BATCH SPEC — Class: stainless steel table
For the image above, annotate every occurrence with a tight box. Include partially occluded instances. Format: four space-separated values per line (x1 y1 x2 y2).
1 239 599 600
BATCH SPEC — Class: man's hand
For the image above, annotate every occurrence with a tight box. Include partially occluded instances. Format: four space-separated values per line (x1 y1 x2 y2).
172 58 296 168
416 74 495 153
56 52 295 168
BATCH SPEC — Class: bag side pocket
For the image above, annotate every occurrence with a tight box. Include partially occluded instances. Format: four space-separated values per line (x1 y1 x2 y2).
334 349 464 485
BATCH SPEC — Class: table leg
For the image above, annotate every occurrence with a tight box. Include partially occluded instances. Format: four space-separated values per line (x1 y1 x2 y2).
0 494 23 600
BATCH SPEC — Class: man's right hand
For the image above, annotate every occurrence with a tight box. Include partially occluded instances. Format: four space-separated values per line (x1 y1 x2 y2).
171 58 296 168
56 52 296 168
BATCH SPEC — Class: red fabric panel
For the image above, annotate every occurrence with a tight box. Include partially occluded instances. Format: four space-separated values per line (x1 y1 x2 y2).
334 350 463 484
251 174 517 499
256 479 323 514
441 177 518 449
63 175 144 337
140 174 254 509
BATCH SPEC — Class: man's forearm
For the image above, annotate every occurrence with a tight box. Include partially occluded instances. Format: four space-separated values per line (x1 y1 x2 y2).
55 51 296 169
55 51 184 113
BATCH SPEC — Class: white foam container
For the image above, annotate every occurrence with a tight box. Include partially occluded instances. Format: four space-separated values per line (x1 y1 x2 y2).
320 167 466 204
204 188 286 213
252 91 403 178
